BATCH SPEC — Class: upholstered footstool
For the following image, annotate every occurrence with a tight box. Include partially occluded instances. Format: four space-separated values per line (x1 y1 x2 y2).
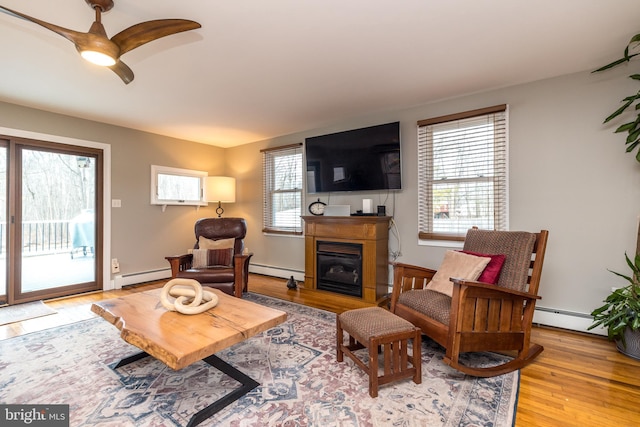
336 306 422 397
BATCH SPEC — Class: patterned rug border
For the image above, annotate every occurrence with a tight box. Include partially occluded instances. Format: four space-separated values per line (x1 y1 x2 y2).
0 292 519 426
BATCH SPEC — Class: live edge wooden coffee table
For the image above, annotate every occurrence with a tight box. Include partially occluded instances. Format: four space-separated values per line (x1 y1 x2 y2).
91 288 287 427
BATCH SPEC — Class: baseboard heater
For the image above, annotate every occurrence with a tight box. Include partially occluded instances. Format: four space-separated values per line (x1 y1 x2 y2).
113 268 172 289
534 305 604 336
111 264 305 290
249 263 305 282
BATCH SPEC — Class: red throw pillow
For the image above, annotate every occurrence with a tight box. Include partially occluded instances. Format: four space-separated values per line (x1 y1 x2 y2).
458 250 506 284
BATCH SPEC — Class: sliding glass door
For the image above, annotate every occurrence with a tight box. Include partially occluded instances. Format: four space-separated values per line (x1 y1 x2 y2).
0 143 6 304
0 137 103 305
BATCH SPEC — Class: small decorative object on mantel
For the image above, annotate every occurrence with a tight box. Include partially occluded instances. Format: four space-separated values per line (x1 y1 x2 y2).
286 276 297 290
308 198 326 216
160 278 219 314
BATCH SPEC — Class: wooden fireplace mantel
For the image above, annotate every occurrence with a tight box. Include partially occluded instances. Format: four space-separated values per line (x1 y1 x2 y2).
302 215 391 307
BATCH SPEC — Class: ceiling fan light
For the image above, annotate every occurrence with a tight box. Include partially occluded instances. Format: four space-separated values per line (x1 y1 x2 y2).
80 50 116 66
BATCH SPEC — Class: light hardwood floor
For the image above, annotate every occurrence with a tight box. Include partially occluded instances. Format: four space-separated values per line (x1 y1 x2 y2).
1 274 639 427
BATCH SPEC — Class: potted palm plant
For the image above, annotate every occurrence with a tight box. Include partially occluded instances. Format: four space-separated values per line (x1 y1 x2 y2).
592 32 640 161
589 252 640 359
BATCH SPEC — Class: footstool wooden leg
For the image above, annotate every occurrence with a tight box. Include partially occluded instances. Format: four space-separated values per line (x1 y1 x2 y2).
369 339 379 398
336 315 343 362
413 331 422 385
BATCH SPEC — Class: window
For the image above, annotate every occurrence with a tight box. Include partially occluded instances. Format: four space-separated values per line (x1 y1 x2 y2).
262 144 303 235
151 165 207 206
417 105 507 241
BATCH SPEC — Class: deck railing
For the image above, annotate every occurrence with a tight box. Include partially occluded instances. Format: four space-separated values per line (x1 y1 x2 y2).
0 221 79 254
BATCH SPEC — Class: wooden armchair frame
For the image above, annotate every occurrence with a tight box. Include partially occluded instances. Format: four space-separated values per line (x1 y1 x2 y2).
390 229 548 377
165 252 252 298
165 217 253 298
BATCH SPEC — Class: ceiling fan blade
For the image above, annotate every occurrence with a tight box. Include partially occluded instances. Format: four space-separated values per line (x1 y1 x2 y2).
0 4 89 48
109 60 134 84
111 19 201 56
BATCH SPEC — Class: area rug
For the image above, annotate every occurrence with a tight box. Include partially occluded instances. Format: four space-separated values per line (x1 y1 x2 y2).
0 300 56 326
0 293 518 426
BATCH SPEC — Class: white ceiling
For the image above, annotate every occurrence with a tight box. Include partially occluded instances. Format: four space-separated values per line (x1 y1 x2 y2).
1 0 639 148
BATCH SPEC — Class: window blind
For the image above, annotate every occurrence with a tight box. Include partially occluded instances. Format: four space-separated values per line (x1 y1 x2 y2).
417 105 507 240
262 143 304 235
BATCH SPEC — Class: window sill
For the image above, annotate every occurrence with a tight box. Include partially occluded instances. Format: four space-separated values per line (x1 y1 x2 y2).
262 232 304 239
418 239 464 249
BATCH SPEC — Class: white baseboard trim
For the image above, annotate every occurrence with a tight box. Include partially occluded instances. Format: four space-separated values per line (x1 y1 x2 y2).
109 265 303 290
534 306 605 336
113 268 172 289
249 264 305 282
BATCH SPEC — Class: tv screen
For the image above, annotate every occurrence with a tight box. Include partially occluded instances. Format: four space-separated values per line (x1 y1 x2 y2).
305 122 401 193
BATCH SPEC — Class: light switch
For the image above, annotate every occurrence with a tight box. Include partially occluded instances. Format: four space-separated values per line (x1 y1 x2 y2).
112 199 122 208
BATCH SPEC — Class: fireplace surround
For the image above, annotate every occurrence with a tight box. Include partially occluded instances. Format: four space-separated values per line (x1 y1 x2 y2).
302 216 390 306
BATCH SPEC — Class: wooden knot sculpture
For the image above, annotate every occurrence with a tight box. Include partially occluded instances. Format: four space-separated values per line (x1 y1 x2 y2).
160 278 219 314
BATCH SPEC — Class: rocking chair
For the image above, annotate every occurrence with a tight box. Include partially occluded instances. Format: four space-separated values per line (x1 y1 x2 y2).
390 228 548 377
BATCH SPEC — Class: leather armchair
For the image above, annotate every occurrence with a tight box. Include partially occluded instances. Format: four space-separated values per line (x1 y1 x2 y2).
165 218 253 298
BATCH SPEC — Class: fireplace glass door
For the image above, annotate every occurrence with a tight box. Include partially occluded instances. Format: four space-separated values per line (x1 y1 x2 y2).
316 241 363 297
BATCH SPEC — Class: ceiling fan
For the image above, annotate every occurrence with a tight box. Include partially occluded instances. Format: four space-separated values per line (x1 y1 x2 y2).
0 0 201 84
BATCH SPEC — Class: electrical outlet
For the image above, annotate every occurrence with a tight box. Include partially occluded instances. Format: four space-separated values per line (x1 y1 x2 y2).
111 258 120 274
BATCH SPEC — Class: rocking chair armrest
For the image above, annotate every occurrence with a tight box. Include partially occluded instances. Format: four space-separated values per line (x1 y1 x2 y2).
390 262 439 309
165 254 193 278
450 277 541 300
390 261 438 278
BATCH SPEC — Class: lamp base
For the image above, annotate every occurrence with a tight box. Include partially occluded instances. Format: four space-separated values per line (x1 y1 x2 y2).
216 201 224 217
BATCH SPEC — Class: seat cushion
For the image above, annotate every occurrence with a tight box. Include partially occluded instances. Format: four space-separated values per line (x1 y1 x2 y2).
398 289 452 325
339 307 416 345
177 266 235 283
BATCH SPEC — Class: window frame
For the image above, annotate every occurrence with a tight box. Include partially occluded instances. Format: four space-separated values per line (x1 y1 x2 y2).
262 143 304 236
150 164 207 207
417 104 508 242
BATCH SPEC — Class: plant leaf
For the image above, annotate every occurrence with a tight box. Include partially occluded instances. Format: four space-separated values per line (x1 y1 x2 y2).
626 128 640 143
616 121 638 133
604 99 634 123
625 140 640 152
593 57 630 72
609 268 633 283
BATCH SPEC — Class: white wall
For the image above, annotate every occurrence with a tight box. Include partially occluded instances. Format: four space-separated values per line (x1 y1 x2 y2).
3 63 639 333
230 64 640 332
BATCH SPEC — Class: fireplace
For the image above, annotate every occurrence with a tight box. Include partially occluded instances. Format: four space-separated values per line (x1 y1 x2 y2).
316 241 363 297
303 215 391 306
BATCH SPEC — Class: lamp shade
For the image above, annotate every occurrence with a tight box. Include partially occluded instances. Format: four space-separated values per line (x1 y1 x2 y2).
205 176 236 203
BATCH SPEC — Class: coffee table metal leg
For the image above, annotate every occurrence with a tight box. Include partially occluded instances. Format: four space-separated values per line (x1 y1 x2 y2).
112 352 259 427
113 351 149 369
187 354 260 427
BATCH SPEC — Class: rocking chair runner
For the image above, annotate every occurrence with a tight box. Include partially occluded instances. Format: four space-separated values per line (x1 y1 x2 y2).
390 228 549 377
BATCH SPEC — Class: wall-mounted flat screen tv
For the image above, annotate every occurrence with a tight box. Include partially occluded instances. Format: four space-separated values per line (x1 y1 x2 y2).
305 121 401 193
